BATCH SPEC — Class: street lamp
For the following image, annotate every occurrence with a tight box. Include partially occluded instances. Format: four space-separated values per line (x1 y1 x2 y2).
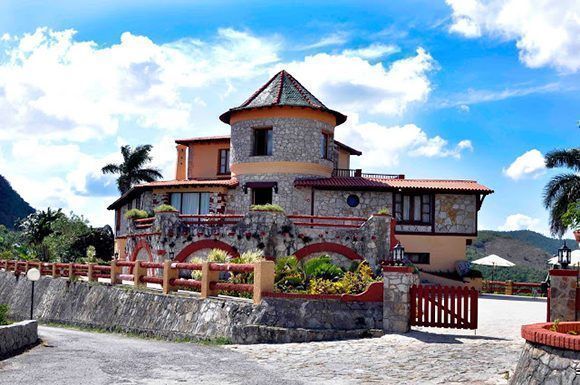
558 241 572 269
26 268 40 320
392 242 405 266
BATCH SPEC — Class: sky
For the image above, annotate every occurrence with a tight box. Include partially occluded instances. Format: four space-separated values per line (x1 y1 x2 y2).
0 0 578 237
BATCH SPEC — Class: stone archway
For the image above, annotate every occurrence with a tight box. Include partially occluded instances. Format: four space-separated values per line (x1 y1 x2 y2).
174 239 240 262
294 242 364 261
129 240 154 274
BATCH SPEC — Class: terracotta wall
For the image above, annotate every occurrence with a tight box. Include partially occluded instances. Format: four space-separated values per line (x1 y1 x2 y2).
337 149 351 169
395 234 472 272
187 142 231 179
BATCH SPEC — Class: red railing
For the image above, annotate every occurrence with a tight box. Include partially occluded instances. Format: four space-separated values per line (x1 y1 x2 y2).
482 280 544 296
410 285 478 330
332 168 403 179
179 214 244 226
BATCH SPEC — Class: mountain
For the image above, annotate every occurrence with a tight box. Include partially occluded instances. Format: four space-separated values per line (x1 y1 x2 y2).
0 175 35 229
467 230 578 283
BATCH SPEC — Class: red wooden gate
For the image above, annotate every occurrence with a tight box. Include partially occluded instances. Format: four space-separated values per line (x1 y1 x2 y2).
410 285 478 330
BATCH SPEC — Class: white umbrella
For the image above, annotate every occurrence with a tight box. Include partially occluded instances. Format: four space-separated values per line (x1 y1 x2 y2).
472 254 515 292
547 249 580 267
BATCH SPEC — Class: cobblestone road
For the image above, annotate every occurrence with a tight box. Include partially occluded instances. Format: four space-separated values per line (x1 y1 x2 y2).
227 295 547 385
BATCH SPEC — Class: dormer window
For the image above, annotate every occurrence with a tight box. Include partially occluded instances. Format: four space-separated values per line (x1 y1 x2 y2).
253 127 272 156
394 193 433 225
218 149 230 174
320 132 331 160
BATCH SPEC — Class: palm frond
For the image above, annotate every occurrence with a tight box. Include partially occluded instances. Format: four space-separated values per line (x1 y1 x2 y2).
543 172 580 235
101 164 121 174
545 148 580 171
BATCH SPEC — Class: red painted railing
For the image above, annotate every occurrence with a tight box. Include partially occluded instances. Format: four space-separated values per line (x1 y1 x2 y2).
410 285 478 330
482 280 544 296
287 214 367 229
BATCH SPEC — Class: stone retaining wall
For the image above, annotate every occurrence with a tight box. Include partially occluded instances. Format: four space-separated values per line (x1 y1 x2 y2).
0 320 38 358
0 271 383 344
510 342 579 385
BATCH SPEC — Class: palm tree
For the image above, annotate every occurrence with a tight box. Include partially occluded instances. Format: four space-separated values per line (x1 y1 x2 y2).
543 148 580 236
102 145 163 194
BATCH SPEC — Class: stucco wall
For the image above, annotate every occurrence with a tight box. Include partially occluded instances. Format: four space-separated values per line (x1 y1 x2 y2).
188 142 231 179
395 234 471 272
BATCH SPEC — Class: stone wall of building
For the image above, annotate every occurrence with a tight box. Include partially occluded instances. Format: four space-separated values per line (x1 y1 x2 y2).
0 271 383 344
548 270 578 322
230 117 334 168
510 341 579 385
313 190 392 218
123 211 391 271
434 194 477 234
0 320 38 358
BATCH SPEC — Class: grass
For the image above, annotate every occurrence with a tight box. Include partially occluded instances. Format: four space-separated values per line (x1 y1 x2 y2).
41 321 233 345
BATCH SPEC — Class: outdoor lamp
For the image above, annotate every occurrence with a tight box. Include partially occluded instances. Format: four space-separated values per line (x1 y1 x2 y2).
114 251 119 260
168 251 175 260
558 241 572 269
26 268 41 320
392 242 405 265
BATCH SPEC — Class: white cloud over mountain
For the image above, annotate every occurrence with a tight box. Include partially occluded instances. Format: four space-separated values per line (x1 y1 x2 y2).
446 0 580 72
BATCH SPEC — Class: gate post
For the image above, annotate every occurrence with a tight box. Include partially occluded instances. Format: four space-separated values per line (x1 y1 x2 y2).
548 269 578 322
383 265 418 333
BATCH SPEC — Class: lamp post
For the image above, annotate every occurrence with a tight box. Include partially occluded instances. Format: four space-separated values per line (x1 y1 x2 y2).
558 241 572 269
392 242 405 266
26 268 40 320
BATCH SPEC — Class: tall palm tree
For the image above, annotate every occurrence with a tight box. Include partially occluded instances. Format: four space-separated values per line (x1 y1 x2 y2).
102 145 163 194
543 148 580 236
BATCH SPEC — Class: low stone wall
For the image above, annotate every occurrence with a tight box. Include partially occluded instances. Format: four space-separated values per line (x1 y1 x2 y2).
510 342 579 385
0 271 382 344
0 320 38 358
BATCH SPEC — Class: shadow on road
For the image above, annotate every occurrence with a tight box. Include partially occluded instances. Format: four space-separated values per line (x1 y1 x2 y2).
406 330 509 344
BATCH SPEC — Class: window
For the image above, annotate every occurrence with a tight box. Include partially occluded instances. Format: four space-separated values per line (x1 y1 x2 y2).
252 187 272 205
406 252 430 264
253 127 273 156
170 192 210 215
346 194 360 207
320 132 331 159
394 193 432 224
218 149 230 174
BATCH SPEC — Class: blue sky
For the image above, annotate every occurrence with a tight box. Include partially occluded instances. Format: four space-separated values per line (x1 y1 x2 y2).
0 0 578 236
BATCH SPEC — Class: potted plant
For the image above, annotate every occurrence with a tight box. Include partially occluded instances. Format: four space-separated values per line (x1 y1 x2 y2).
153 204 179 213
561 202 580 242
249 203 284 212
124 209 149 220
375 207 390 216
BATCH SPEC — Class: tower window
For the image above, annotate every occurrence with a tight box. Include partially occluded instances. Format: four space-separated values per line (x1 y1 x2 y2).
253 127 273 156
252 187 273 205
320 132 331 159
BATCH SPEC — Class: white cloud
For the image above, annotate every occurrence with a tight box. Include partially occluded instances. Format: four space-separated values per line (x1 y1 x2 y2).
282 47 435 116
337 115 472 168
0 27 281 142
299 32 349 50
499 213 548 234
503 149 546 180
342 43 400 59
446 0 580 72
459 104 470 112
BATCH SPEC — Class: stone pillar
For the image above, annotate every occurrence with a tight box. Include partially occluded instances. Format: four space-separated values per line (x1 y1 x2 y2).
548 269 578 322
383 266 418 333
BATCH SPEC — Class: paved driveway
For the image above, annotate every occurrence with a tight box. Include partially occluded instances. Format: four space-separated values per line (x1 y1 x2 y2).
0 295 546 385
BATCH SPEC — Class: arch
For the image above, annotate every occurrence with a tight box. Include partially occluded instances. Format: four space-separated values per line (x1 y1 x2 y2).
174 240 240 262
129 240 153 274
294 242 364 261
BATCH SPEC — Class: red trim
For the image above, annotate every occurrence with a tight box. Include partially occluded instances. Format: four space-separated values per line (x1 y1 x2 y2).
389 218 399 250
382 266 414 273
130 240 153 263
549 269 578 277
293 242 364 261
521 322 580 351
174 240 240 262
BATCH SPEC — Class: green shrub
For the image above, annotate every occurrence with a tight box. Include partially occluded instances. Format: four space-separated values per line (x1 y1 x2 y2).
0 304 9 325
274 255 306 292
249 204 284 212
303 255 345 281
125 209 149 220
153 204 178 213
466 269 483 279
376 207 390 215
231 249 265 264
308 261 377 295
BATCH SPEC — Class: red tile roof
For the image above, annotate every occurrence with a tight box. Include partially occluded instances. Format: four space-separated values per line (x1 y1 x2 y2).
294 177 493 193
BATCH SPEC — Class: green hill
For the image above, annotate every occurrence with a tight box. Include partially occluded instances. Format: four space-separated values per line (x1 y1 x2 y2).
468 230 578 283
0 175 35 229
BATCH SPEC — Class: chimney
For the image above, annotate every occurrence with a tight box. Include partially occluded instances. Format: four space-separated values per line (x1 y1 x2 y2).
175 144 187 180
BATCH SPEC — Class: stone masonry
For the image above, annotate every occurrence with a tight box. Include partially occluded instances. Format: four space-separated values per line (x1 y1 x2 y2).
0 320 38 358
549 269 578 322
510 341 580 385
434 194 477 234
382 266 418 333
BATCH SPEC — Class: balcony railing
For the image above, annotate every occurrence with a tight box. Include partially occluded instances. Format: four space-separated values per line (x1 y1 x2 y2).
332 168 403 179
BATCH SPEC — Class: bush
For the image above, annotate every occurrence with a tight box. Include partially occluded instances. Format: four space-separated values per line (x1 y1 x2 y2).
0 304 9 325
153 204 178 213
308 261 377 295
125 209 149 220
231 249 265 264
303 255 344 281
274 256 306 292
250 204 284 212
376 207 390 215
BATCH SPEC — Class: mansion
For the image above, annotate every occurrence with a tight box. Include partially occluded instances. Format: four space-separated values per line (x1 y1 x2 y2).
108 70 493 273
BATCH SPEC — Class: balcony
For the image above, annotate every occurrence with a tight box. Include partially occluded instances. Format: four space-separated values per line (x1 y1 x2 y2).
332 168 404 179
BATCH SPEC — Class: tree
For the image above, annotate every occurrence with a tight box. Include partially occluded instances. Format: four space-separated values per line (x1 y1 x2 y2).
543 148 580 236
19 208 64 260
101 145 163 194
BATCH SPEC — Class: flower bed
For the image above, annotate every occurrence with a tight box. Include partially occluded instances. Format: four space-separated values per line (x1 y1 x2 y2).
521 321 580 351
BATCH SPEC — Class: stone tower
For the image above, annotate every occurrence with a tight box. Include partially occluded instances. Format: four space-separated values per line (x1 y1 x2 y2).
219 70 347 213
